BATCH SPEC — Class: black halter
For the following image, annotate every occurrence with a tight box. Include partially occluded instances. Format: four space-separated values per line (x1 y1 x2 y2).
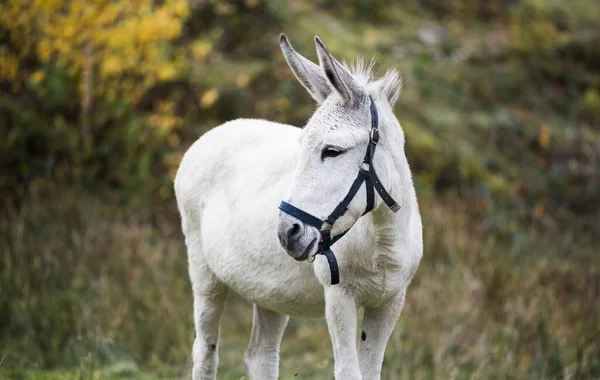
279 96 400 285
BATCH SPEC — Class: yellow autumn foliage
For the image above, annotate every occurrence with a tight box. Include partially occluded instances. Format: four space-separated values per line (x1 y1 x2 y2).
0 0 189 105
0 0 190 195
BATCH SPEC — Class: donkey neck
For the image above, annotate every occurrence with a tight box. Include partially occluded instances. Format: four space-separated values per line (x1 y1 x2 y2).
369 109 414 230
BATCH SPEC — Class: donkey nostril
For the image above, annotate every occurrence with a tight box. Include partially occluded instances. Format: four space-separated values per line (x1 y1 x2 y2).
289 223 302 238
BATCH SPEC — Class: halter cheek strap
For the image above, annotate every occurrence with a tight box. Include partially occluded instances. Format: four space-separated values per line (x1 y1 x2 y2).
279 96 400 285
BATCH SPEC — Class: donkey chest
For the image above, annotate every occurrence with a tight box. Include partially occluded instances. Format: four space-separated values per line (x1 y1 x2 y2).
315 245 406 307
357 252 406 308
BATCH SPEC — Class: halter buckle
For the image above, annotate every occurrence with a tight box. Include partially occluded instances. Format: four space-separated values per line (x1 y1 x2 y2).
370 128 379 144
359 160 370 172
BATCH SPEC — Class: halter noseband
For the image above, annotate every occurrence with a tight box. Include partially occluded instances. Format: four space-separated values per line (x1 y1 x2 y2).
279 96 400 285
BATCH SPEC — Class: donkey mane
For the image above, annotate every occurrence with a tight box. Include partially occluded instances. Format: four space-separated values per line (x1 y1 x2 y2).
342 58 403 102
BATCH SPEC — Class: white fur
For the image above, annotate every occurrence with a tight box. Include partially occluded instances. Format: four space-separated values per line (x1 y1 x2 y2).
175 35 423 380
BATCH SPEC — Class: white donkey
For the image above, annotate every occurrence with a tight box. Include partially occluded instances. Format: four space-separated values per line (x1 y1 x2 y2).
174 34 423 380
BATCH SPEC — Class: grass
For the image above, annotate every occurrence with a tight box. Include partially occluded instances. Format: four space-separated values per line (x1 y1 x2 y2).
1 188 598 379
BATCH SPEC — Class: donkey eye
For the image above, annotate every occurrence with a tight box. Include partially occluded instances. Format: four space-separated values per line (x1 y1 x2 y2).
321 146 344 160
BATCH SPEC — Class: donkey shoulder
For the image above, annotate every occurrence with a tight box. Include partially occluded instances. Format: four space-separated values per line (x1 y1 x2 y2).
175 118 299 210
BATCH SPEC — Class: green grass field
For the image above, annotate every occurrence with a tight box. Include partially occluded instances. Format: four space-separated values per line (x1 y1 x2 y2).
1 188 598 379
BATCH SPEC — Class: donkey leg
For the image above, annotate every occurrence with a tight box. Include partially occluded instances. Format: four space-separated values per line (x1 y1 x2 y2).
245 304 289 380
188 243 229 380
358 292 405 380
325 286 362 380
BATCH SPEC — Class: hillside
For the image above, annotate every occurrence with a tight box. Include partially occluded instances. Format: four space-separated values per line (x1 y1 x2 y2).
1 0 599 378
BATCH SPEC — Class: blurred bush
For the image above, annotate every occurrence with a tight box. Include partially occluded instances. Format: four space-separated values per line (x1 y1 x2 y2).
0 0 191 198
1 0 597 222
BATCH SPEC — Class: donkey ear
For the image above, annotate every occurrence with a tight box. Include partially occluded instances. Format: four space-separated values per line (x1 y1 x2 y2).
314 36 364 106
280 33 331 103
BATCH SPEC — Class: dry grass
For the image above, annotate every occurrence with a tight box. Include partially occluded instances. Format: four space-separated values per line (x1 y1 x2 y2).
1 187 598 379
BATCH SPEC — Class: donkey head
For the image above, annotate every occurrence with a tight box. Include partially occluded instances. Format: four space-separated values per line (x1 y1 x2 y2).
277 34 404 260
